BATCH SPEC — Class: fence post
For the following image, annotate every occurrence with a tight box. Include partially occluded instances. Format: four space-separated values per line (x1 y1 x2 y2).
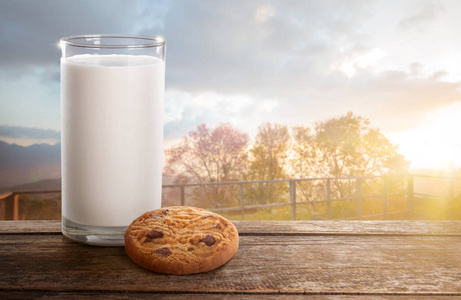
180 186 185 206
240 183 244 220
356 178 363 219
383 176 388 218
448 178 454 220
289 181 296 220
407 175 414 217
326 179 331 219
4 193 19 220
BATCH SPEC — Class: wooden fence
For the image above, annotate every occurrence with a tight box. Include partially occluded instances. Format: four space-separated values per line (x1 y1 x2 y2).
163 175 415 220
1 175 459 220
0 190 61 220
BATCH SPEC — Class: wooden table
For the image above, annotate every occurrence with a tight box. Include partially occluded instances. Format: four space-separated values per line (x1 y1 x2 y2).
1 220 460 298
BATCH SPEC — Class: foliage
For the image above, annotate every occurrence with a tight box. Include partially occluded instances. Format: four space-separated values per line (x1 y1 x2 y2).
18 194 61 220
164 123 249 208
246 123 291 205
248 122 291 180
290 112 409 206
291 112 409 178
163 113 412 215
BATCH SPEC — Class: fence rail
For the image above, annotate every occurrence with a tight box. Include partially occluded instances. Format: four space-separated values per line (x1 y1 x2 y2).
164 176 415 220
1 175 459 220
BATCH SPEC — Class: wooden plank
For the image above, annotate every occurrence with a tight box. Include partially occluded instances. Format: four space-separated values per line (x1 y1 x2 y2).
0 220 61 234
12 190 61 194
0 291 458 299
3 194 18 221
0 192 13 200
2 220 461 236
1 233 460 295
236 220 461 236
13 194 19 220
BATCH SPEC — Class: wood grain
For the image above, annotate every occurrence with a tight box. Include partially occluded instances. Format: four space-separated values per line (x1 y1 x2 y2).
0 220 61 234
235 220 461 236
2 220 461 235
0 292 459 299
1 292 459 299
1 221 460 297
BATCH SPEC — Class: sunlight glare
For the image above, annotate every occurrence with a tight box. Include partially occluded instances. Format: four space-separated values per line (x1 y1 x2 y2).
391 103 461 171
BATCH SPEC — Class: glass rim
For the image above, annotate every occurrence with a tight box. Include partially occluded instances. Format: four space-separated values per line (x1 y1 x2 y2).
60 34 166 49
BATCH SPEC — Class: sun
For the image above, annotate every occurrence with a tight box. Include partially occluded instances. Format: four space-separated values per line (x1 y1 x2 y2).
390 103 461 171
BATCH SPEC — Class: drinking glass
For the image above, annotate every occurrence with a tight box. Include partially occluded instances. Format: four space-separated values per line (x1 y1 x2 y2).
60 34 166 246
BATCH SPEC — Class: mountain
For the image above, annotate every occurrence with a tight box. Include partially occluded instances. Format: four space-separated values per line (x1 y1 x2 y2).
0 141 61 188
2 178 61 193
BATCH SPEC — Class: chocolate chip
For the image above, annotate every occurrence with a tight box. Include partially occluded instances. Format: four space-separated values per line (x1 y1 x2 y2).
146 229 163 239
200 234 215 246
216 224 222 229
155 247 171 257
162 209 169 215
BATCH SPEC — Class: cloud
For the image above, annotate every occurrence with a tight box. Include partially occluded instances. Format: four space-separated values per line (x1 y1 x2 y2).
163 88 284 142
138 0 370 97
398 2 445 30
0 0 155 132
332 47 388 77
0 0 141 69
0 125 60 140
255 4 275 23
0 67 60 130
365 70 461 130
141 0 460 139
314 67 461 133
1 0 460 150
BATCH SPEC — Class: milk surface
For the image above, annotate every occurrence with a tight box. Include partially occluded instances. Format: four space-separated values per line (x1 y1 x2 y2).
61 54 165 227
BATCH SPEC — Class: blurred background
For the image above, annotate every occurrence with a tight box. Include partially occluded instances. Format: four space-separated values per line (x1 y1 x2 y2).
0 0 460 220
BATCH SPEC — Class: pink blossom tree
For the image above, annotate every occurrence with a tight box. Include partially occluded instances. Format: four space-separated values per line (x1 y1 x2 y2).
164 123 249 208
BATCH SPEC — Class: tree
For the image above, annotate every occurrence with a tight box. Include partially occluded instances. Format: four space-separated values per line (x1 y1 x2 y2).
292 112 408 178
314 112 408 176
290 125 314 178
290 125 323 215
290 112 409 217
246 123 291 205
164 123 249 208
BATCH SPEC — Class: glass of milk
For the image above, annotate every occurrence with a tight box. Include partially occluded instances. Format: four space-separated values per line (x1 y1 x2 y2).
60 35 166 246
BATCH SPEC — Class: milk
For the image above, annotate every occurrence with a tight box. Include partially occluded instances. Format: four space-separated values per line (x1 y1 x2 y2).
61 54 165 227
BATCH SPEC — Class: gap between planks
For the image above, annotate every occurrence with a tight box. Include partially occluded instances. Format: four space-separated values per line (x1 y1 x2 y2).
1 288 461 297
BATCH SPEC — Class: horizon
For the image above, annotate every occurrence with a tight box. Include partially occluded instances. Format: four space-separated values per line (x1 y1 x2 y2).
1 1 460 173
0 118 459 176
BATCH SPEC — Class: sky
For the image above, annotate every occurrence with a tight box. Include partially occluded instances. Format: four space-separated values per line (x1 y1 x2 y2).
0 0 460 171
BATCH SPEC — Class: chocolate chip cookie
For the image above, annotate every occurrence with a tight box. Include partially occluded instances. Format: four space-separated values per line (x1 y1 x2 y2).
124 206 239 275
